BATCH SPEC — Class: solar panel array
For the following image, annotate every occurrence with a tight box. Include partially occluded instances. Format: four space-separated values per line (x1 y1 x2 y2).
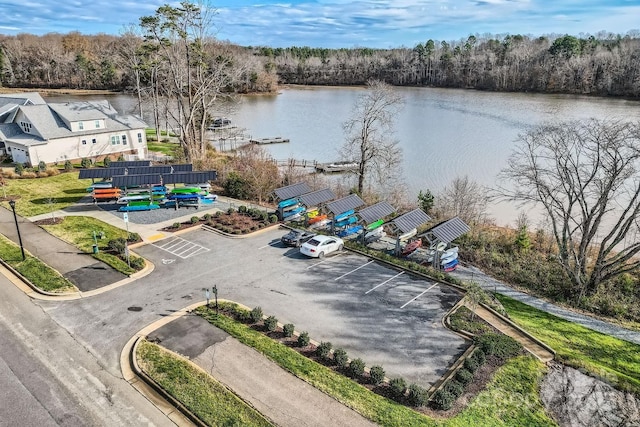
358 201 396 224
79 168 126 179
326 194 365 216
391 209 431 234
109 160 151 168
298 188 336 207
273 182 312 200
79 163 194 180
111 171 217 188
429 216 470 243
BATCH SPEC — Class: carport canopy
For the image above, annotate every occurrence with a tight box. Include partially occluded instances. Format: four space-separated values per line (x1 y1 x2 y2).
79 168 125 179
79 163 193 180
112 170 217 188
109 160 151 168
358 201 395 225
421 216 470 245
326 194 365 216
273 182 312 201
298 188 336 207
389 209 431 235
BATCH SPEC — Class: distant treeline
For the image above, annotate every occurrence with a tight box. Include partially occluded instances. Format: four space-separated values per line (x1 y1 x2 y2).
1 31 639 98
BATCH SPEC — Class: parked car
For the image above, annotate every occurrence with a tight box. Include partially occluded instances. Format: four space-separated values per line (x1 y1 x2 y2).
281 229 316 247
300 235 344 258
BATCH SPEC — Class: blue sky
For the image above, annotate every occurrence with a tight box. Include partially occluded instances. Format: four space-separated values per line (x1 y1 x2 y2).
1 0 639 48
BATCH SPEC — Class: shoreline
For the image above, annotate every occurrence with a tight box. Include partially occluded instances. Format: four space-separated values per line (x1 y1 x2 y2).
0 88 123 96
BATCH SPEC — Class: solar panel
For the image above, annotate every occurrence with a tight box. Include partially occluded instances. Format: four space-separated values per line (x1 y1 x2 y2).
326 194 365 216
125 166 174 175
112 173 163 187
172 164 193 172
111 171 217 188
391 209 431 234
429 216 470 243
298 188 336 207
79 168 125 179
273 182 312 200
110 160 151 168
358 201 396 224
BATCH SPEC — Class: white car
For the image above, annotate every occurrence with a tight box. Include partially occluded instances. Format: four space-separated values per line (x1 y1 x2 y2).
300 235 344 258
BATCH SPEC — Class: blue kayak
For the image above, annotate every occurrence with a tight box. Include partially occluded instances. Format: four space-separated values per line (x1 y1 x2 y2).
278 198 299 208
334 215 358 228
334 209 355 222
337 225 363 237
283 206 305 218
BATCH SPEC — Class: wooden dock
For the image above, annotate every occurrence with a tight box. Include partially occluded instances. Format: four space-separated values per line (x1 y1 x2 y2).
250 137 290 144
314 161 359 173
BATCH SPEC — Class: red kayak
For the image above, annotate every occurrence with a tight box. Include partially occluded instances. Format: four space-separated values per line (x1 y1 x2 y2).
401 239 422 256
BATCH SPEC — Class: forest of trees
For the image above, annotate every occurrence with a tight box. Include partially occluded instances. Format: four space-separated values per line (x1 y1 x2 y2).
1 31 639 97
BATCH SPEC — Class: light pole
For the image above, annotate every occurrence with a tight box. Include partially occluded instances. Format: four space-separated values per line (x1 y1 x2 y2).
8 200 25 261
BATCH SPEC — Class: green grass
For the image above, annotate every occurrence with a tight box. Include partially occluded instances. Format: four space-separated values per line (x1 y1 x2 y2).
0 234 76 292
41 216 138 275
146 141 181 157
194 304 555 427
136 340 273 427
1 172 92 217
497 294 640 394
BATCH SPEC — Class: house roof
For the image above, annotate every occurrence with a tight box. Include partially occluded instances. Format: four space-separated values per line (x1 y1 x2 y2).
0 92 46 105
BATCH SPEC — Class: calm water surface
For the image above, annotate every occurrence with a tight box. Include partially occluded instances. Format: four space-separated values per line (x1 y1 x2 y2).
46 87 640 225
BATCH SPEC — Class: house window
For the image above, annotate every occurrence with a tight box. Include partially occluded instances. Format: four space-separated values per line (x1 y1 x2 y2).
78 122 84 130
122 135 127 145
95 120 100 129
111 136 119 145
92 138 97 144
138 133 143 143
82 139 87 145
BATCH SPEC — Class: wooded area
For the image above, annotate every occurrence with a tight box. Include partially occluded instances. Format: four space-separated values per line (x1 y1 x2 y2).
1 31 639 97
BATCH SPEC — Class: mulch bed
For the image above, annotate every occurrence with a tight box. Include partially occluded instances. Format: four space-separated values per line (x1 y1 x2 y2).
33 217 64 225
162 211 273 234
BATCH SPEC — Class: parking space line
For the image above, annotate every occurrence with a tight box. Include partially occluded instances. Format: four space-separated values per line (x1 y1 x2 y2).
259 243 280 249
400 283 438 308
306 253 344 269
152 237 210 259
365 271 404 294
334 260 374 281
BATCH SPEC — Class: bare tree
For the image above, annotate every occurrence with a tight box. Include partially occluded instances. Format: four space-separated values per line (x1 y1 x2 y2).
139 1 244 164
436 175 489 225
341 80 404 196
497 119 640 298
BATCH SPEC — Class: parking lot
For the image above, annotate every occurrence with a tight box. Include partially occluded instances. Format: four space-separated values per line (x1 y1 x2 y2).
136 226 468 388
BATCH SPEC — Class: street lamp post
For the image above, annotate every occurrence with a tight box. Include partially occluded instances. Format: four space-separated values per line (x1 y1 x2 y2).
8 200 25 261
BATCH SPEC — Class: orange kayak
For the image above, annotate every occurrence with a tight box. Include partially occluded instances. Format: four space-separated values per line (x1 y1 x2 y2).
308 214 327 224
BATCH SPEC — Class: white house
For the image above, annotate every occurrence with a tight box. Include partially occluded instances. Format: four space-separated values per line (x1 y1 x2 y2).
0 92 148 166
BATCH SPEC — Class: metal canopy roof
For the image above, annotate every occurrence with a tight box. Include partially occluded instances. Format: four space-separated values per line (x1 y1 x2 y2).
79 168 125 179
110 160 151 168
391 209 431 234
112 171 217 187
358 201 395 224
273 182 312 201
125 166 174 175
298 188 336 207
172 164 193 172
428 216 470 243
326 194 365 216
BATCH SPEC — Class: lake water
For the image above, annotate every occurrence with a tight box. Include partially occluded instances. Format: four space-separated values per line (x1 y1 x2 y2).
45 87 640 226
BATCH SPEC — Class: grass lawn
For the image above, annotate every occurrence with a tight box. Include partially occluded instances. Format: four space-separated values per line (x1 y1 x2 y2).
146 141 181 157
136 340 273 427
497 294 640 394
0 234 76 292
41 216 138 275
0 172 92 217
193 305 555 427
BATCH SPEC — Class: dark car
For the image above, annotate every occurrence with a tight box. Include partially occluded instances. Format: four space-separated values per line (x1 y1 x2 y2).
281 229 316 247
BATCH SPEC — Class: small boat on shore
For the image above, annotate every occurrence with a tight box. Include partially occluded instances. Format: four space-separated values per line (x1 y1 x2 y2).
402 239 422 257
366 219 385 230
308 214 328 225
278 198 299 209
334 209 355 222
337 225 363 237
334 215 358 228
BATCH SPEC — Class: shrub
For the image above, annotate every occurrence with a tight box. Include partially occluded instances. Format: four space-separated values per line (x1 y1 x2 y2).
474 333 522 360
117 154 125 161
214 211 222 218
264 315 278 332
64 160 73 171
107 238 126 256
238 205 248 213
430 389 455 410
260 211 268 221
14 163 24 175
455 368 474 386
333 348 348 368
227 207 236 215
20 171 37 179
389 377 407 399
172 222 181 229
190 216 199 224
38 161 46 172
249 306 263 323
45 167 59 176
369 365 385 386
203 213 211 221
127 232 141 243
103 157 111 167
297 331 310 347
471 348 486 365
463 357 480 373
283 323 295 337
444 380 464 399
316 341 332 359
407 384 429 407
348 358 365 379
130 257 145 270
269 214 279 223
80 158 91 169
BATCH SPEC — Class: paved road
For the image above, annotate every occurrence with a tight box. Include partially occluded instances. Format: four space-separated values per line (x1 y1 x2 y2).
0 270 172 427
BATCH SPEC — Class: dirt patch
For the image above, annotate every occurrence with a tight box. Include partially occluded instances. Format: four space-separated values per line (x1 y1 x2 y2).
541 362 640 426
33 217 64 225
